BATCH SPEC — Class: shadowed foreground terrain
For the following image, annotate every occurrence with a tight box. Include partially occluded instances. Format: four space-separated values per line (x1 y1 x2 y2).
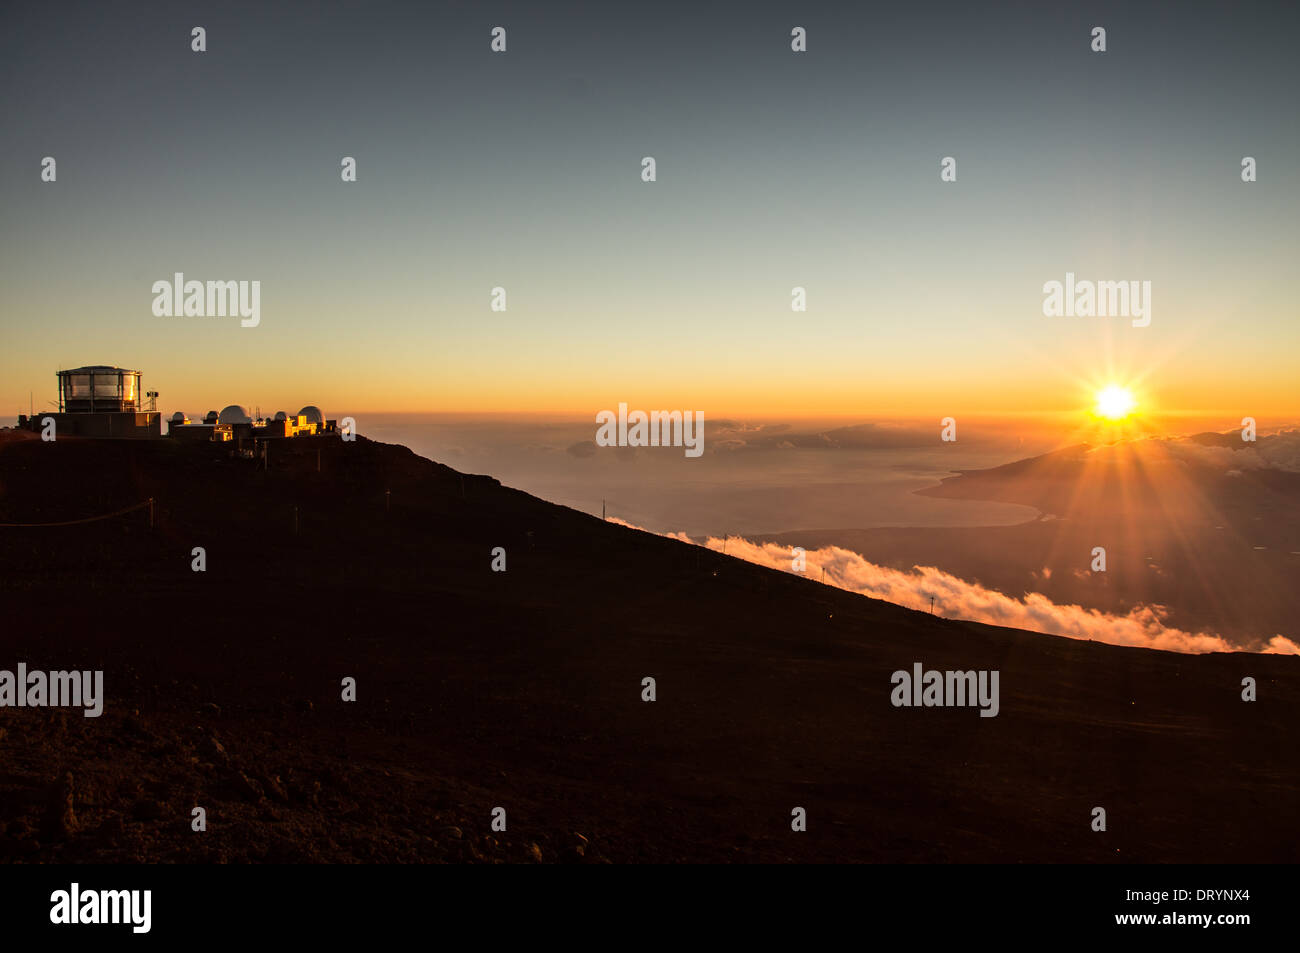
0 432 1296 863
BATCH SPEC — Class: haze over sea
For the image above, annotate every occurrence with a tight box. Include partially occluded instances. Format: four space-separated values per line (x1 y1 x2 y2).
355 413 1054 537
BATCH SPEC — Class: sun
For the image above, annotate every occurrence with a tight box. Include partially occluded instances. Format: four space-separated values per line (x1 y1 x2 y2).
1094 384 1137 420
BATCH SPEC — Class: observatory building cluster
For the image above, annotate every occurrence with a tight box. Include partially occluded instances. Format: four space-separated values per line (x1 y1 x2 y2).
169 404 332 442
15 365 337 441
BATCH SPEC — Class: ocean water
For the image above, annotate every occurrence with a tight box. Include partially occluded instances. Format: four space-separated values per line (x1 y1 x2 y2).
357 414 1042 537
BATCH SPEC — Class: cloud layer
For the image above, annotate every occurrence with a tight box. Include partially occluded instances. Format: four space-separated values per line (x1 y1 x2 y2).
615 522 1300 656
1112 429 1300 474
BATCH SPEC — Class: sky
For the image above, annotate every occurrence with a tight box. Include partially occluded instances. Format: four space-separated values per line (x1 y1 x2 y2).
1 0 1297 422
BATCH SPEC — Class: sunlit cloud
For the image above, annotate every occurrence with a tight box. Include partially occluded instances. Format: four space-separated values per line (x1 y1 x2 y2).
615 522 1298 656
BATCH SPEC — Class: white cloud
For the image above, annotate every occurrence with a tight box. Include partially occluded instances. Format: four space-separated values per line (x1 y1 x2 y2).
613 521 1298 656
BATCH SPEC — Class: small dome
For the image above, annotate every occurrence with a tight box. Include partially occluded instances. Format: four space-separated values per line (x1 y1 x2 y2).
204 411 219 424
297 405 324 426
171 411 185 422
218 404 251 424
273 411 287 421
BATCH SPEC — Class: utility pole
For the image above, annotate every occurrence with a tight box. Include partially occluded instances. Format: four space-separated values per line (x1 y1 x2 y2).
602 499 606 520
930 596 935 615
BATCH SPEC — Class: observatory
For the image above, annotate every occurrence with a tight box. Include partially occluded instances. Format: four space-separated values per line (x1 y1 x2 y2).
57 365 144 414
14 364 338 444
169 401 336 441
19 365 161 438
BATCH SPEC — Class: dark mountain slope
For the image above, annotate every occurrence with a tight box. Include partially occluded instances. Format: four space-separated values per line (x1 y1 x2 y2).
0 433 1295 862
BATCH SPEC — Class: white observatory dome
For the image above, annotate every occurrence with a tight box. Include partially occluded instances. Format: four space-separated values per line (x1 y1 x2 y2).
297 405 324 426
218 404 251 424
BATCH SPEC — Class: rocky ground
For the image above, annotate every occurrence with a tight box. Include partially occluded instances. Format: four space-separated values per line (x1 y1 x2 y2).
0 431 1296 862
